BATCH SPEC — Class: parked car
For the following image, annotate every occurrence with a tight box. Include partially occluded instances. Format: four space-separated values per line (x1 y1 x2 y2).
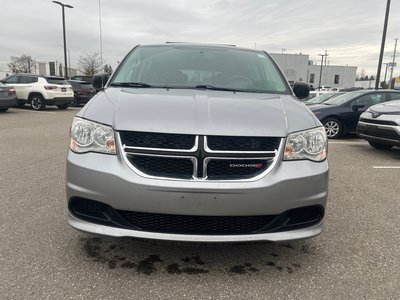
0 83 17 112
357 100 400 149
67 43 328 243
67 80 97 106
303 92 344 106
309 90 400 138
0 74 73 110
70 75 93 83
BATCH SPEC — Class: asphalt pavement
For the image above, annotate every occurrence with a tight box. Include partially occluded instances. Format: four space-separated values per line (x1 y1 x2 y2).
0 107 399 299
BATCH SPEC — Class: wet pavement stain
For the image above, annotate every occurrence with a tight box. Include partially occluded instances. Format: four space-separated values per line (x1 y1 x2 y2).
136 255 163 275
80 237 305 275
230 263 259 274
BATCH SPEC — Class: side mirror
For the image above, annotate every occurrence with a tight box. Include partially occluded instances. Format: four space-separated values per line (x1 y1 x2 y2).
293 82 310 100
352 104 365 111
92 72 109 91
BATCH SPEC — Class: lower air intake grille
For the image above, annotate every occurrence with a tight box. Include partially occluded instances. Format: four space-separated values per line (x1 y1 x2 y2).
117 211 277 235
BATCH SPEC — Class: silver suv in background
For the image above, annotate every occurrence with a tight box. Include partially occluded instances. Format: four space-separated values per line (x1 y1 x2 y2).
1 74 73 110
67 44 328 243
357 99 400 149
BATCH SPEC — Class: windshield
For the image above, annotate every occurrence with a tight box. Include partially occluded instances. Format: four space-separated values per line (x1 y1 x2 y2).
111 45 289 94
323 91 365 106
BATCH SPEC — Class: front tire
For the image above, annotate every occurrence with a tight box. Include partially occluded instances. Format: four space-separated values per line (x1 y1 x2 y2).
30 95 45 111
368 141 393 150
323 118 342 139
0 108 9 112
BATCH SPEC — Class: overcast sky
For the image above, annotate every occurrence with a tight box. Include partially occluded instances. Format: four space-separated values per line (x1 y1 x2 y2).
0 0 399 77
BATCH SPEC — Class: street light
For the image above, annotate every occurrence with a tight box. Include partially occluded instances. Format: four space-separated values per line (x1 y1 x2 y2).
318 54 324 89
52 1 73 79
375 0 391 90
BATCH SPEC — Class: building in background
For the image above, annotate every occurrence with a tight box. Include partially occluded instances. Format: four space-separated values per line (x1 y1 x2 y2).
0 60 83 79
270 53 357 89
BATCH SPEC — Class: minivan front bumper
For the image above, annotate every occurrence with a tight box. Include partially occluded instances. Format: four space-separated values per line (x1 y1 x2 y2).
66 150 328 242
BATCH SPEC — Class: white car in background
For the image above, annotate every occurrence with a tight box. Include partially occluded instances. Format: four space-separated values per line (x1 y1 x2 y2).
0 74 73 110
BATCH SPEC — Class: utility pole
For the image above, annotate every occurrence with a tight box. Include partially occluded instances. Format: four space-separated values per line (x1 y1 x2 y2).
389 38 398 87
99 0 103 70
324 50 328 66
281 48 286 54
375 0 391 90
384 62 389 83
318 53 327 89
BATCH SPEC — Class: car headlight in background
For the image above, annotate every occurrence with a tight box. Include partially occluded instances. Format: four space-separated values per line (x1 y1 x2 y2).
69 117 116 154
284 127 327 161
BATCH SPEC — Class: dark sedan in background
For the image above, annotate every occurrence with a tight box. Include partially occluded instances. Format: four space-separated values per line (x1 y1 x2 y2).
309 90 400 138
0 83 17 112
67 80 97 106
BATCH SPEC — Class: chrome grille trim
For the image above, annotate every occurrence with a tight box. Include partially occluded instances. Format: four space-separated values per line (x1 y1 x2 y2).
118 132 283 182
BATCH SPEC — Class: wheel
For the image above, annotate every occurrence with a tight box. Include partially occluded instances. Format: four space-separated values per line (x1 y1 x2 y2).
30 95 45 111
0 108 8 112
368 141 393 150
57 103 69 110
323 118 342 139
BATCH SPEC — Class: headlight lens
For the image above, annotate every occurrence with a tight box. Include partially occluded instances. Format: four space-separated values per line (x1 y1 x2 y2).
69 117 116 154
284 127 327 161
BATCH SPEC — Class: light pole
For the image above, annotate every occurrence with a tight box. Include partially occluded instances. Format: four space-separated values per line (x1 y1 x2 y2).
52 1 73 79
375 0 391 90
389 38 398 87
318 54 324 89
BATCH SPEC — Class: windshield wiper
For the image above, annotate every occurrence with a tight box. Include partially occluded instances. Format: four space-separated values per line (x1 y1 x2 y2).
109 82 153 88
194 84 243 92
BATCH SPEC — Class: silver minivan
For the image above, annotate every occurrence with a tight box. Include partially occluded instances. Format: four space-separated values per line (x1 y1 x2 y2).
67 44 328 242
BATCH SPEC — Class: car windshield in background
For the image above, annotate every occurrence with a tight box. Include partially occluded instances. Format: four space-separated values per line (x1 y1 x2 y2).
323 91 365 106
305 93 342 104
111 45 290 94
46 78 69 85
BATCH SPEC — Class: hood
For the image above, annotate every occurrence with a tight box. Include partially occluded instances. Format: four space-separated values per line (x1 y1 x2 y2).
79 88 319 137
369 100 400 114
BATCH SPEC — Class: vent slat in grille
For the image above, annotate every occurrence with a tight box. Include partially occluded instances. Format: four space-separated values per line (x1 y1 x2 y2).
120 131 196 150
127 155 194 179
207 159 270 180
207 136 280 151
360 118 398 126
117 210 277 235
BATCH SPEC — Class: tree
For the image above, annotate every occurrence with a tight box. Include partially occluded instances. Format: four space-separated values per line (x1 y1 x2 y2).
78 52 101 75
104 64 113 76
8 55 35 73
370 75 375 80
364 75 369 81
360 68 366 80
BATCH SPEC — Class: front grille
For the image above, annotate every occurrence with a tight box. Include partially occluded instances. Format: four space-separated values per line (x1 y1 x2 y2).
206 159 270 180
117 210 277 235
360 118 398 126
127 154 194 179
120 132 281 180
120 131 196 150
207 136 280 151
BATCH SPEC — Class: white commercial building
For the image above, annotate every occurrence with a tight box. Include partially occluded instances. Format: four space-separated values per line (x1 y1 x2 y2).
269 53 357 89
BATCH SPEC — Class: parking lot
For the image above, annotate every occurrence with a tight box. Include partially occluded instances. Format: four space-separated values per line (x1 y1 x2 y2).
0 107 399 299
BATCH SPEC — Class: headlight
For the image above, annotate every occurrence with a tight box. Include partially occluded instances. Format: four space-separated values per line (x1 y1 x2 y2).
284 127 327 161
69 117 116 154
